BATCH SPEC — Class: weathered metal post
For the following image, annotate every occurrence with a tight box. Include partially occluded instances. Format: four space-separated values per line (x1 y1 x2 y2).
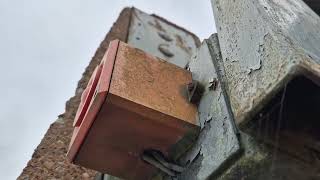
181 0 320 179
179 0 320 179
211 0 320 126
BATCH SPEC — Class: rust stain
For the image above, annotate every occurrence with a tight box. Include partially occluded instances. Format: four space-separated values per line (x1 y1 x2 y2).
158 32 173 42
148 19 166 32
151 13 201 47
175 34 192 55
158 44 174 57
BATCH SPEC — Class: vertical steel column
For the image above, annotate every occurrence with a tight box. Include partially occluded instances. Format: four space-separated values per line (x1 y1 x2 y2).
211 0 320 126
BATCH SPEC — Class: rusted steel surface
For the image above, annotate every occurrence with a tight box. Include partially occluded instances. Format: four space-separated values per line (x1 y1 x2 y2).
110 42 198 125
128 8 200 69
67 40 199 180
211 0 320 126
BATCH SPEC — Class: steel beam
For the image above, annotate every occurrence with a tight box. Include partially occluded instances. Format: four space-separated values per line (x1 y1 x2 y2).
211 0 320 126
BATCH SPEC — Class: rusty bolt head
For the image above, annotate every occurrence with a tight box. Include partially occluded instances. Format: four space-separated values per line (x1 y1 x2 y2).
209 78 219 91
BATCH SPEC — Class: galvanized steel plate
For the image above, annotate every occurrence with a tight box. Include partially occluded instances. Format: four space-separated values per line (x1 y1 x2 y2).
128 8 200 69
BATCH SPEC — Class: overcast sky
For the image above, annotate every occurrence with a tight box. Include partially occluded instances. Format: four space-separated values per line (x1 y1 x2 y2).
0 0 215 179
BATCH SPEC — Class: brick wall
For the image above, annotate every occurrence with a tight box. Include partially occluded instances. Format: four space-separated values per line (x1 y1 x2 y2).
18 8 133 180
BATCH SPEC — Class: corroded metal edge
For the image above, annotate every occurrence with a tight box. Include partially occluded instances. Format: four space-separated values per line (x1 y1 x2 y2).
177 34 240 180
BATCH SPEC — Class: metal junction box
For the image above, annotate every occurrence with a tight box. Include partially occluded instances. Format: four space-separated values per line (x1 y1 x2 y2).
67 40 199 179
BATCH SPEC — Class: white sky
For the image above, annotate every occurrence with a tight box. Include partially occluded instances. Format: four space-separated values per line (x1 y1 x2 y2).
0 0 215 179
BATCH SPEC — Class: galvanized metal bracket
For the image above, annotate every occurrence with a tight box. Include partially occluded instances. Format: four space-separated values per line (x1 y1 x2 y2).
176 34 241 180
